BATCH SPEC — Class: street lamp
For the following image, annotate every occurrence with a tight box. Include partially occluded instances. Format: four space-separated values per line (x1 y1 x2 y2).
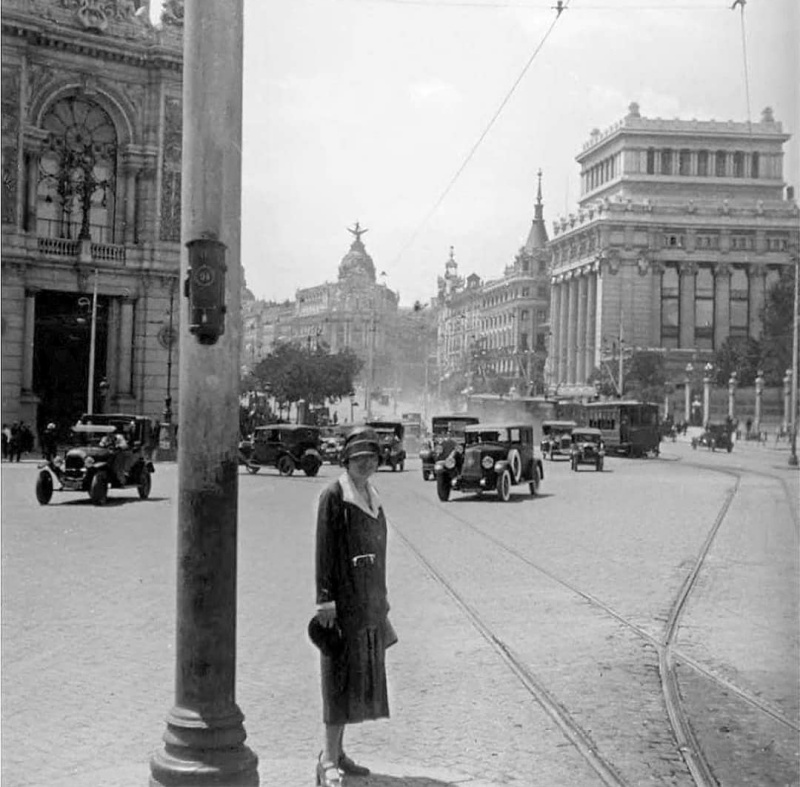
789 248 799 467
727 370 738 420
754 370 764 438
783 369 792 434
702 362 713 426
684 362 694 423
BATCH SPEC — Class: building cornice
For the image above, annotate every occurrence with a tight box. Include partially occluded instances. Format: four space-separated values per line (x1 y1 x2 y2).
2 11 182 72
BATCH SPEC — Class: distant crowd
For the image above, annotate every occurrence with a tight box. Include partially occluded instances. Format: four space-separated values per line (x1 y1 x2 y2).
2 422 34 462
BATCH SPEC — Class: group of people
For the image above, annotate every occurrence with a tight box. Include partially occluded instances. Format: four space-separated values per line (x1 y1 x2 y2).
1 422 35 462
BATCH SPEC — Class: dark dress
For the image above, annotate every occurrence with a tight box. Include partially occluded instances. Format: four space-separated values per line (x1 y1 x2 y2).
316 476 391 725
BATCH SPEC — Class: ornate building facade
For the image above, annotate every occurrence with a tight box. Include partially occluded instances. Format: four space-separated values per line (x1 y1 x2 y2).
242 224 400 388
547 103 799 394
1 0 184 434
437 173 552 395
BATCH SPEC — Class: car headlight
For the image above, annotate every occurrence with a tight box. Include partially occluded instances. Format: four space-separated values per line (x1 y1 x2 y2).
444 454 456 469
481 455 494 469
84 457 95 467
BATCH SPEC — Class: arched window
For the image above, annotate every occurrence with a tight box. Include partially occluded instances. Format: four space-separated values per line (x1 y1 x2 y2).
37 97 118 243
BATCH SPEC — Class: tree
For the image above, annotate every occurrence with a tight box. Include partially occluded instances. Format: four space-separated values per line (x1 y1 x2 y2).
624 351 668 403
713 336 761 387
248 341 363 412
759 266 795 386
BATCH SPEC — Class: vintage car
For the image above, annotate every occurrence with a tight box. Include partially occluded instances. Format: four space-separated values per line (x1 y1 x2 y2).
691 423 734 453
434 423 543 502
239 424 323 476
419 414 480 481
570 427 605 471
35 413 156 506
319 426 346 464
366 420 406 471
540 420 578 460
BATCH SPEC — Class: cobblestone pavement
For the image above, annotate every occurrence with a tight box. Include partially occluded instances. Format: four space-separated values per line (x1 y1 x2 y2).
1 439 797 787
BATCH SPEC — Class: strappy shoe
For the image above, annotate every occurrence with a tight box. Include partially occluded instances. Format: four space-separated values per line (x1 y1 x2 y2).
338 751 370 776
316 756 342 787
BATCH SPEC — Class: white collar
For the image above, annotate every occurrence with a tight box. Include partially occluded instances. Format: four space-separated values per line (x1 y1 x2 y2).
339 472 382 519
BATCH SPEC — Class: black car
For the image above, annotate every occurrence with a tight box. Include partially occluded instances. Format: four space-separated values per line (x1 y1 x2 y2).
366 420 406 471
691 423 734 452
240 424 323 476
540 420 577 460
570 427 605 471
36 413 156 506
419 414 480 481
435 423 543 502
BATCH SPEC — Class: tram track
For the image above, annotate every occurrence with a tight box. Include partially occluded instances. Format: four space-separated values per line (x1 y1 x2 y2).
387 458 798 786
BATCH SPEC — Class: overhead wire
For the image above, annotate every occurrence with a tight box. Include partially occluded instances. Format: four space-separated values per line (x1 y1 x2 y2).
391 0 572 267
734 0 753 135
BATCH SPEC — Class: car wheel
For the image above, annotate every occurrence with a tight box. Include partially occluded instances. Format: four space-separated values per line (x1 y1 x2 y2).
277 455 295 476
36 470 53 505
529 466 540 496
138 468 152 499
422 469 431 481
90 472 109 506
246 462 260 474
303 458 321 477
496 469 511 501
436 474 451 502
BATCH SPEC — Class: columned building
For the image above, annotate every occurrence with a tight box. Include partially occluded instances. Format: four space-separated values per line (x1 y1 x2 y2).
2 1 184 433
548 103 799 394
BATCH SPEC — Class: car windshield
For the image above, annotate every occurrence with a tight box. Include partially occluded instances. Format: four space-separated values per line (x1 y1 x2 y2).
70 424 116 447
465 429 507 445
575 433 600 443
432 420 473 437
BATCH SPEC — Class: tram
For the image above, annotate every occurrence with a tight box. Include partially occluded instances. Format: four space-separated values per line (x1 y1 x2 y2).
580 400 661 457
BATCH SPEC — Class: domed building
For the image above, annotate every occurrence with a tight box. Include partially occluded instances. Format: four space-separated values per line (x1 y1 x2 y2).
242 224 399 388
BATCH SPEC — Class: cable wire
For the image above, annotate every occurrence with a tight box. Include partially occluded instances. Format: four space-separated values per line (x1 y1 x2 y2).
392 0 571 267
736 0 753 135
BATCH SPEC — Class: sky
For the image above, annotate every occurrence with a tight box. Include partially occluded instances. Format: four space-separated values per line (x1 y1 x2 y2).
236 0 798 308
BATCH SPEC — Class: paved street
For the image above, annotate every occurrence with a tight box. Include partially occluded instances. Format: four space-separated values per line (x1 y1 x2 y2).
2 438 798 787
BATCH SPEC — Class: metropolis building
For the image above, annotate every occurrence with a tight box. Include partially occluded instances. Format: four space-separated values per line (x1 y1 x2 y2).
1 0 184 433
547 102 799 394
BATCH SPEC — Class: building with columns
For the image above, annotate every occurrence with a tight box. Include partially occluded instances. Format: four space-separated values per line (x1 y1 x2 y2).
547 103 799 395
437 172 551 395
2 0 184 434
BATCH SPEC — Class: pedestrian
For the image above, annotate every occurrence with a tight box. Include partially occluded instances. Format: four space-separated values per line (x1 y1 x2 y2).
311 426 397 787
41 423 58 461
9 422 21 462
746 416 753 438
19 422 34 456
1 423 9 460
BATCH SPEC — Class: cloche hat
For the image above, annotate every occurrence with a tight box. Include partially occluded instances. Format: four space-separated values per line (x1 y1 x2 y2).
341 427 380 463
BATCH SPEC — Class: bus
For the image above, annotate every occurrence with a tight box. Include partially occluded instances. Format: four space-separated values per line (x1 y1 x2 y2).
581 401 661 457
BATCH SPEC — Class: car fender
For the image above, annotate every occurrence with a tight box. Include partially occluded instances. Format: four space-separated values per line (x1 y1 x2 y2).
494 458 511 476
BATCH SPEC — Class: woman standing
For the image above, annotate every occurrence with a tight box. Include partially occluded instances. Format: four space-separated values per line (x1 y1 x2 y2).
313 427 395 787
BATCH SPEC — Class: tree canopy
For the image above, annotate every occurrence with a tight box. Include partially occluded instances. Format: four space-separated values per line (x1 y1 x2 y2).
758 266 795 385
247 341 363 408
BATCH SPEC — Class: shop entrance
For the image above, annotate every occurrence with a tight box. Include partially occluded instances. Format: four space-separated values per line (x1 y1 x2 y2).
33 290 109 438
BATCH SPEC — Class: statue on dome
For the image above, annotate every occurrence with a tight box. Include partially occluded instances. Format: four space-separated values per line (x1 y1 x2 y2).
348 221 368 243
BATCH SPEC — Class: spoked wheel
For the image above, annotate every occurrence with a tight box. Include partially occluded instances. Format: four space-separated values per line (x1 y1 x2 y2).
36 470 54 505
137 468 152 499
90 471 109 506
277 455 295 476
496 469 511 502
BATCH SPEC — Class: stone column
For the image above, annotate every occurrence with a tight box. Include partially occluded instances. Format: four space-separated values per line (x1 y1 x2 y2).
118 299 135 396
558 279 569 384
594 270 604 371
714 264 731 350
22 127 48 232
585 271 597 379
576 272 587 383
22 290 37 392
105 298 121 401
548 281 560 390
566 275 578 384
748 265 766 340
679 262 696 348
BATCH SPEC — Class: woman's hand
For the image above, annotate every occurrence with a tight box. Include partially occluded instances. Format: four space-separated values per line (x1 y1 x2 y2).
315 606 337 628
